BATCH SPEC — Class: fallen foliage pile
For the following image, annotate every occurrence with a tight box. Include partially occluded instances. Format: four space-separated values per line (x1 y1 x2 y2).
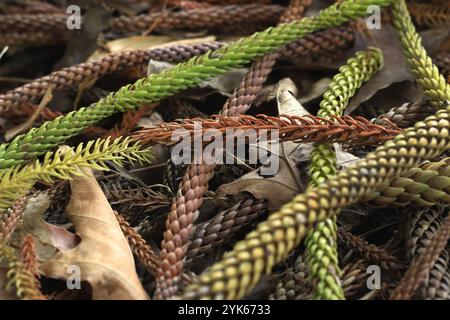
0 0 449 300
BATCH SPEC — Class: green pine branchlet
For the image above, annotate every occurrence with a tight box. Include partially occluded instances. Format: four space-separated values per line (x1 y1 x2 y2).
0 241 45 300
392 0 450 108
318 48 384 118
305 48 384 300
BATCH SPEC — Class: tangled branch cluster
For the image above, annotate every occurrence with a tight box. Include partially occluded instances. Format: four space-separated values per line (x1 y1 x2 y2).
1 0 450 301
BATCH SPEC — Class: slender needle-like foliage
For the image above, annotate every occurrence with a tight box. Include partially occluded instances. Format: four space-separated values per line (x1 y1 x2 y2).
0 137 152 214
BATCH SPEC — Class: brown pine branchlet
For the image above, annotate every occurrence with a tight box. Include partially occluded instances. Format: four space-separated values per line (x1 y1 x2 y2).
390 215 450 300
338 229 405 272
0 198 27 241
133 114 402 147
115 211 160 276
373 101 435 128
185 198 267 268
20 234 39 279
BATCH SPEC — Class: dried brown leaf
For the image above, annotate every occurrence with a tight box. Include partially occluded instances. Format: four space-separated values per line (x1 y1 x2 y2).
216 79 307 209
215 156 302 209
40 169 149 300
200 68 249 96
11 193 78 262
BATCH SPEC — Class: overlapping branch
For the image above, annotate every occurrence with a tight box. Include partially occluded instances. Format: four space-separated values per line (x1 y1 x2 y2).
0 0 382 169
132 114 401 146
180 100 450 298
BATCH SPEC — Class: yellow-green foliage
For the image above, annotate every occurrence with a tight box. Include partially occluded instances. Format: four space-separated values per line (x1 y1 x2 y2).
0 241 45 299
0 137 152 214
